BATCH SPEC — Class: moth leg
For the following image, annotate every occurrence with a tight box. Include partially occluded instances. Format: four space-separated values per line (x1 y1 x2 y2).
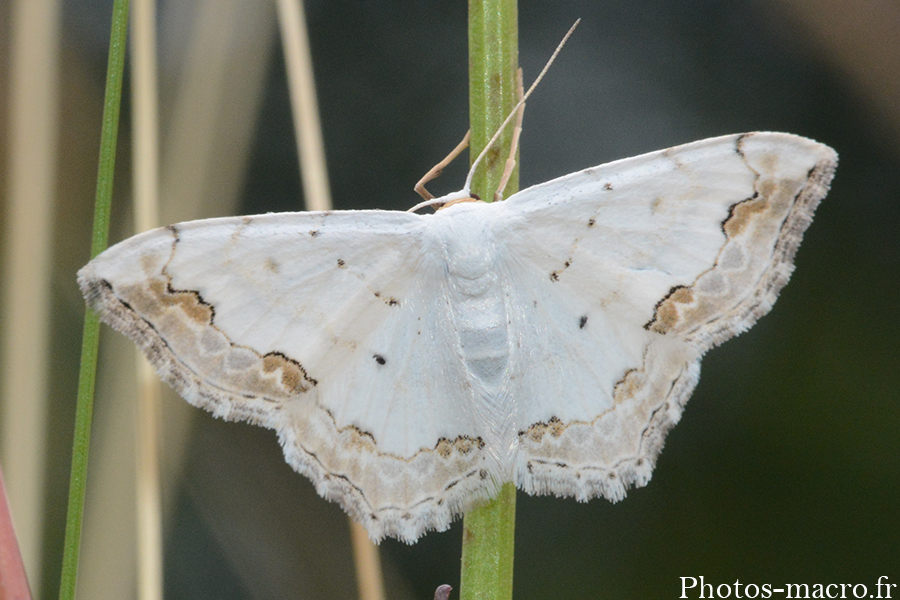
415 130 471 201
494 68 525 202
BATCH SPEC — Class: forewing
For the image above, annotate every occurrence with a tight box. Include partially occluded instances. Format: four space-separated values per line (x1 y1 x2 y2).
79 210 490 542
493 132 836 501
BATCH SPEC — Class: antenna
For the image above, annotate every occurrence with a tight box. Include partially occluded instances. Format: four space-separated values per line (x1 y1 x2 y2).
409 19 581 213
464 19 580 196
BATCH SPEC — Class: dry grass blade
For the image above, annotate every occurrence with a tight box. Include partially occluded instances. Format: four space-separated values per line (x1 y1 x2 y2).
131 0 163 598
277 1 386 599
1 0 61 594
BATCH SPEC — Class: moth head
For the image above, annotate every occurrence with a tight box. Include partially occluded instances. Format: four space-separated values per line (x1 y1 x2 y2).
437 195 484 211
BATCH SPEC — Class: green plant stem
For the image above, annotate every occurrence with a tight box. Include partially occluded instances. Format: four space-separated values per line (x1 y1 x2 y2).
460 482 517 600
59 0 130 597
461 2 518 600
468 0 519 203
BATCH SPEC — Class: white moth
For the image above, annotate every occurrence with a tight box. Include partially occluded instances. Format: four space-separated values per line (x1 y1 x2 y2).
79 131 836 543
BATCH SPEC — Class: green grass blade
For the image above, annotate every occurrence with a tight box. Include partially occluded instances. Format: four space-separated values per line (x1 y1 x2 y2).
58 0 130 597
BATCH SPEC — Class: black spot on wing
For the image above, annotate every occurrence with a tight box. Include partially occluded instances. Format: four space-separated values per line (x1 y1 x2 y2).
550 258 573 282
373 291 401 307
579 315 588 329
373 354 386 365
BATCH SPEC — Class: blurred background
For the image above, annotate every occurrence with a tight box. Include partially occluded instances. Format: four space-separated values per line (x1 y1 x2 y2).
1 0 898 598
